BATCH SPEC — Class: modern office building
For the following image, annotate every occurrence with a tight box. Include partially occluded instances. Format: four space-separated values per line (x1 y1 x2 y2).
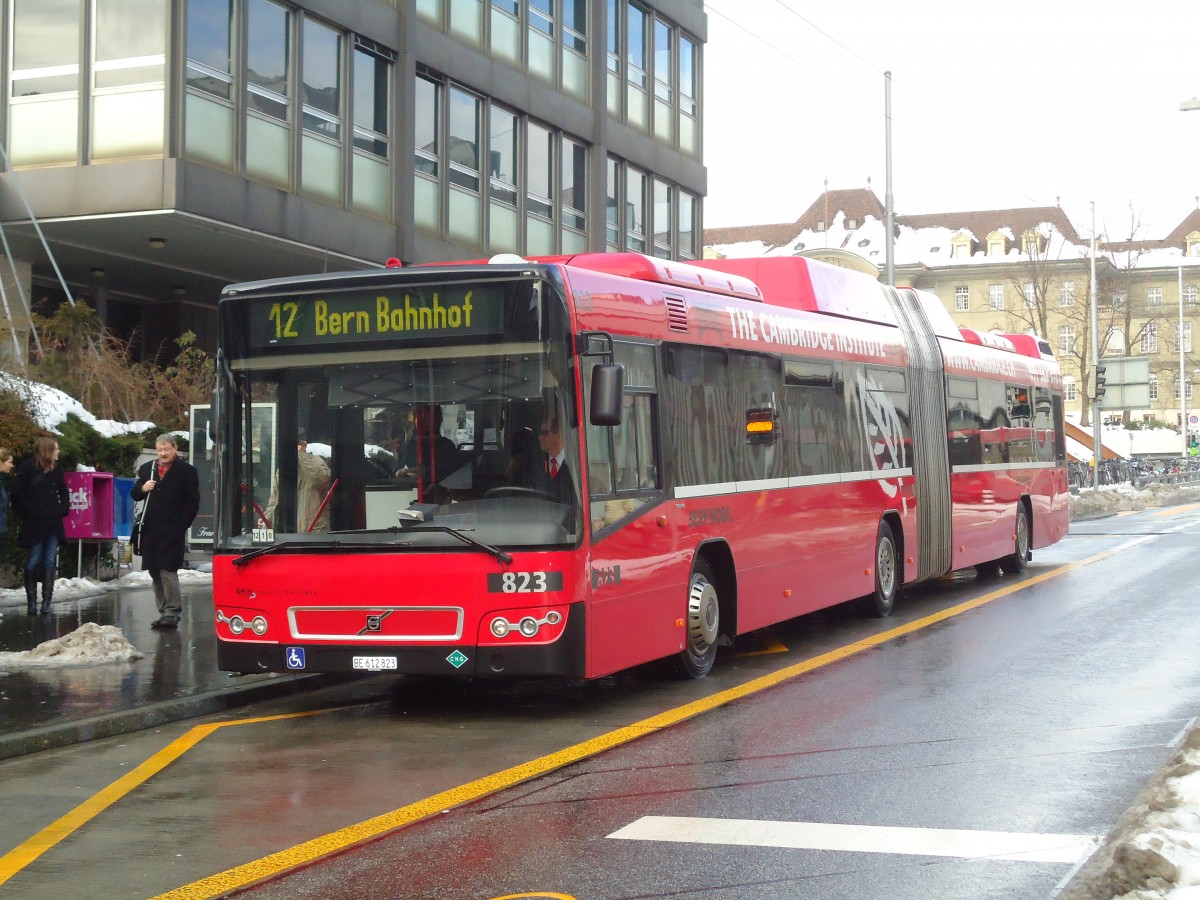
0 0 706 362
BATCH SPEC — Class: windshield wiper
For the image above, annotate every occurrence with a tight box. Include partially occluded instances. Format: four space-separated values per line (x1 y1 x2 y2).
231 526 512 567
232 539 412 567
390 524 513 564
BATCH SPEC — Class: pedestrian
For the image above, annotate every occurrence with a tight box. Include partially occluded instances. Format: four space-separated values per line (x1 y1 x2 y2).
264 429 331 533
131 434 201 629
0 447 14 541
10 437 70 616
396 404 462 503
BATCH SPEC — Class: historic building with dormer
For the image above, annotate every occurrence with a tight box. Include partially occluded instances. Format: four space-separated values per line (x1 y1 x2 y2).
705 187 1200 427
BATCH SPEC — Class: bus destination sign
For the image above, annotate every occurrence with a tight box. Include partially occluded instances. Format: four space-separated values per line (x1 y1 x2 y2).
247 285 505 350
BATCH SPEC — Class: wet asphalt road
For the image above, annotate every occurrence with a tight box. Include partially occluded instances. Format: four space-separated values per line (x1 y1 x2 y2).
2 503 1199 899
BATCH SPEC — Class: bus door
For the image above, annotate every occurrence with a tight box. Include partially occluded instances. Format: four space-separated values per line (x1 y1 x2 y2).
582 340 672 676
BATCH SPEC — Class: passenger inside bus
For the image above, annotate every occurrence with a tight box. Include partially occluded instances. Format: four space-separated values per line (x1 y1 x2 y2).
395 404 464 503
264 429 332 533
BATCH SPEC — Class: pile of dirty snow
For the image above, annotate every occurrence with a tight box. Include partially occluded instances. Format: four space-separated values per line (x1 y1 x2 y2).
1061 726 1200 899
1070 483 1200 521
0 623 143 671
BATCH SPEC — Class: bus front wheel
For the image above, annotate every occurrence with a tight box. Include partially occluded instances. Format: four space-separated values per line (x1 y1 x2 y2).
679 560 720 679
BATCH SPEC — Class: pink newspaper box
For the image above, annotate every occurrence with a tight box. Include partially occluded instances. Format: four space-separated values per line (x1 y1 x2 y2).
64 472 115 540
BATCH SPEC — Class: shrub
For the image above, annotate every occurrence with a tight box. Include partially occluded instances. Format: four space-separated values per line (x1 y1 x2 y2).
28 300 213 430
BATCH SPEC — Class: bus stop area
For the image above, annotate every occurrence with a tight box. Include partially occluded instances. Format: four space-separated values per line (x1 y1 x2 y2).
0 573 334 761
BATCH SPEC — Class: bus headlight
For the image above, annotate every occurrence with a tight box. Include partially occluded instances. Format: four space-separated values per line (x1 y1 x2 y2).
483 608 568 643
217 609 269 639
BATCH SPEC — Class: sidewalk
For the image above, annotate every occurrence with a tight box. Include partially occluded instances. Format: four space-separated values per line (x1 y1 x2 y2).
0 572 326 760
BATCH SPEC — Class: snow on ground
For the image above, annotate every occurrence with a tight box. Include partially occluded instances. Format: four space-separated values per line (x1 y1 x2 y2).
1062 725 1200 900
0 622 143 671
0 566 211 615
1070 482 1200 521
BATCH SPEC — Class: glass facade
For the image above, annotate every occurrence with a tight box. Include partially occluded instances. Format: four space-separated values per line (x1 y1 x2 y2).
93 0 167 160
606 155 695 259
9 0 169 167
351 41 391 217
182 1 397 218
3 0 702 306
428 0 700 154
301 17 342 201
185 0 235 167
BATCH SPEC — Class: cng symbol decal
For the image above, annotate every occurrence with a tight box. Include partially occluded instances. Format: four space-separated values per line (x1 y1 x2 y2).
446 650 468 669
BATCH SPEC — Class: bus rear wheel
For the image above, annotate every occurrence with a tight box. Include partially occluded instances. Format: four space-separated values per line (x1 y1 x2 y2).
1000 506 1030 575
858 521 899 618
679 560 720 679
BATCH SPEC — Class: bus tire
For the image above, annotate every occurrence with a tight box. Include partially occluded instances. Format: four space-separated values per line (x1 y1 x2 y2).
999 505 1031 575
678 560 720 679
859 520 899 618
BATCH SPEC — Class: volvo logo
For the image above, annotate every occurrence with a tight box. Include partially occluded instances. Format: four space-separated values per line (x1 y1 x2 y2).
357 611 392 636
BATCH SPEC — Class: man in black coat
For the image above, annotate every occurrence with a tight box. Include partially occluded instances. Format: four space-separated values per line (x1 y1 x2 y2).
131 434 201 629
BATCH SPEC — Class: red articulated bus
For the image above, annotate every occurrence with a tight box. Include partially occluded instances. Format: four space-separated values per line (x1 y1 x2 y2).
211 253 1068 679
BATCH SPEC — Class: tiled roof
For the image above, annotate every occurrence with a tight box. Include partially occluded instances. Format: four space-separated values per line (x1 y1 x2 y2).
1163 208 1200 243
895 206 1081 243
703 188 1086 250
791 188 886 232
1100 208 1200 253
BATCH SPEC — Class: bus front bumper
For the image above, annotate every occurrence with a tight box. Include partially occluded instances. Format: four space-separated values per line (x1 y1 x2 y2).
216 603 587 678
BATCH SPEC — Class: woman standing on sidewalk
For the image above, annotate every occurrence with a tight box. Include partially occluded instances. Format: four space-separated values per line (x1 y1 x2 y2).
0 448 15 541
11 437 70 615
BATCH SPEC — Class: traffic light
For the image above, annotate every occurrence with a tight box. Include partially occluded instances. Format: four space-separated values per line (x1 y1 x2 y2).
1094 364 1107 401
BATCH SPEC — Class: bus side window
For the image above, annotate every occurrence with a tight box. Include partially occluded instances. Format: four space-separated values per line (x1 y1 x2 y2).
587 343 659 533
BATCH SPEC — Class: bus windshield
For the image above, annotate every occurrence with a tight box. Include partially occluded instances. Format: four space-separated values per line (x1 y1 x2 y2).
217 271 582 552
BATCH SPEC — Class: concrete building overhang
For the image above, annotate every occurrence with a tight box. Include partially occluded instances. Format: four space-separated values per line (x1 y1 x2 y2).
0 160 389 312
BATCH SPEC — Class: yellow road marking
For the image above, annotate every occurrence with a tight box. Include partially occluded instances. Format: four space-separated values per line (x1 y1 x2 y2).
733 633 789 657
154 549 1115 900
1151 502 1200 517
0 710 324 886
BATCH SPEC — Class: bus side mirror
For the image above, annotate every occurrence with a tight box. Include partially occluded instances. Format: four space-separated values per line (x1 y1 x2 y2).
590 364 624 426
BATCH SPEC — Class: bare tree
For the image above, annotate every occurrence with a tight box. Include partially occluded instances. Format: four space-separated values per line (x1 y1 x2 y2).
1005 223 1056 339
1003 222 1117 427
1099 203 1183 425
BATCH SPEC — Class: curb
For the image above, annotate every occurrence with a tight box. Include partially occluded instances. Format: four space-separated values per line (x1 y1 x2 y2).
0 672 337 761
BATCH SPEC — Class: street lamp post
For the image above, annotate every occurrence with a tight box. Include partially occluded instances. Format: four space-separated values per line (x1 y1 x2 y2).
1180 98 1197 458
1090 203 1101 489
884 71 894 287
1181 266 1187 460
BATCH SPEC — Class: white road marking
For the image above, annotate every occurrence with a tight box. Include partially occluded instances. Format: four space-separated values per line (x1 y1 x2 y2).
607 816 1100 863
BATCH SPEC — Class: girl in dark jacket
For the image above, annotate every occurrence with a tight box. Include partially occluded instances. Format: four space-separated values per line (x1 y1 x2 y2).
0 448 14 540
11 437 70 615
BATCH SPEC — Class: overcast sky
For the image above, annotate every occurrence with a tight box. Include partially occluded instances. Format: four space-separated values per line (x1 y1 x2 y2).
701 0 1200 241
